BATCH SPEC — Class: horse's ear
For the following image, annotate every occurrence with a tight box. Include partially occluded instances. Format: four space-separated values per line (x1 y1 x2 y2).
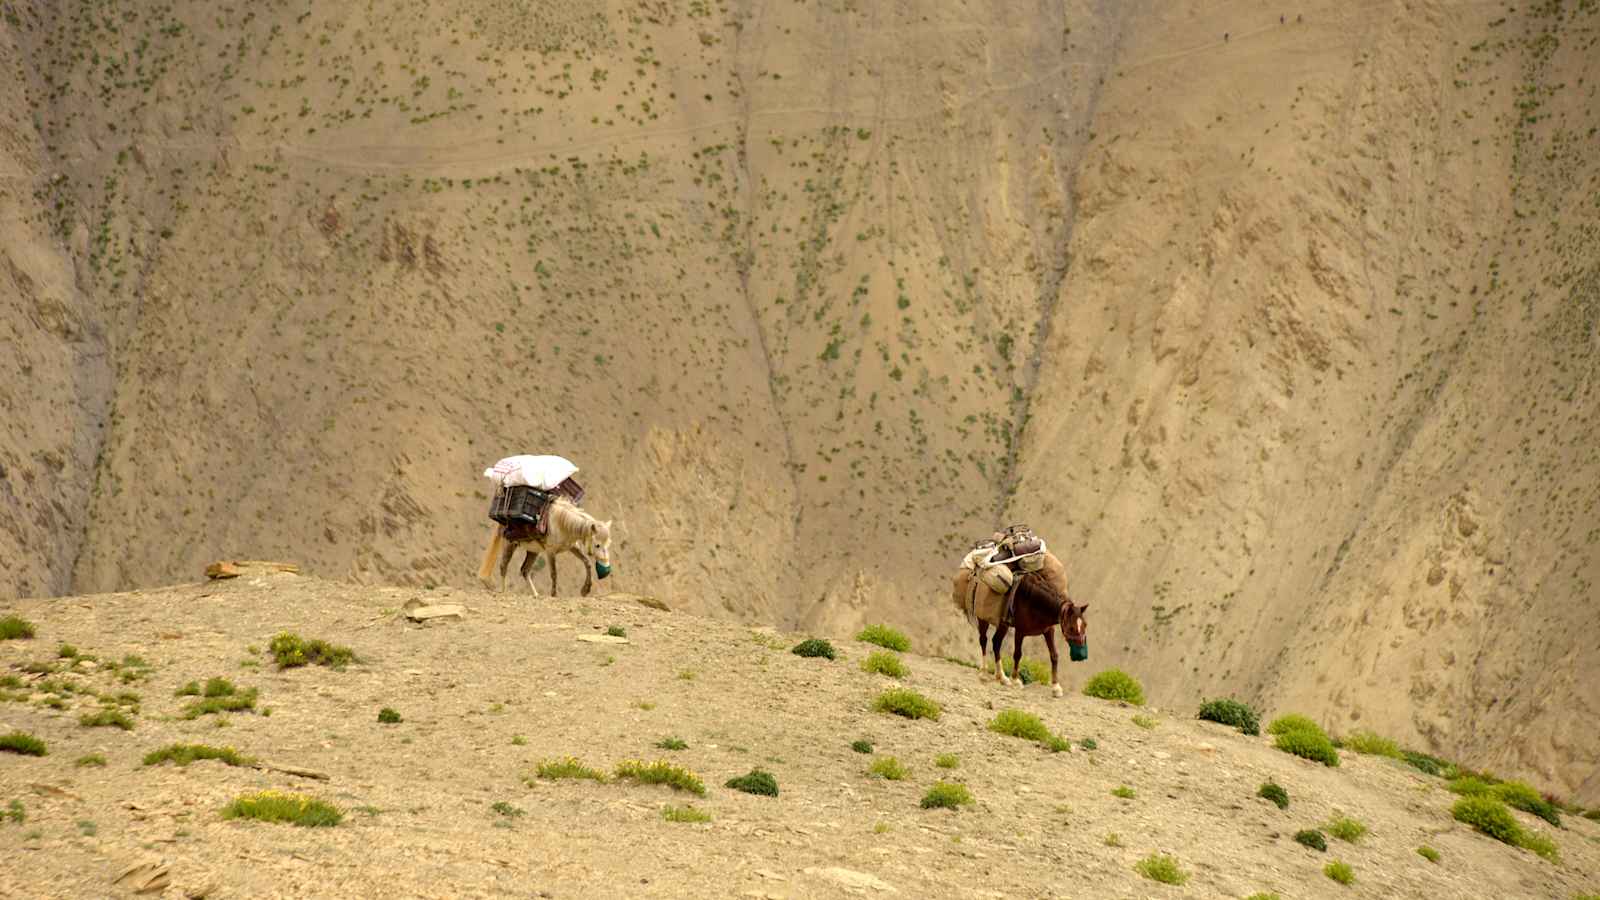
1078 603 1089 614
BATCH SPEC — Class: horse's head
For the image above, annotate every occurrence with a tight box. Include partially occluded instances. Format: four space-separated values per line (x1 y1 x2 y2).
589 518 615 579
1060 600 1089 662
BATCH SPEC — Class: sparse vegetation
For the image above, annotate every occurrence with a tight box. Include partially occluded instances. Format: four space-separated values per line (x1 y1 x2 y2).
79 708 135 730
790 638 836 660
1082 669 1144 705
269 632 354 669
75 753 107 768
868 756 909 780
724 768 778 797
855 624 909 652
1401 749 1453 777
1324 816 1367 843
1295 829 1328 852
1197 698 1260 735
0 732 48 756
378 707 402 724
532 757 608 782
1449 777 1562 826
605 625 626 638
656 737 688 751
617 759 707 795
490 801 524 818
1324 861 1355 886
222 790 342 827
1131 714 1158 729
181 682 258 719
0 615 35 641
1266 714 1321 736
851 739 873 753
1104 832 1123 847
143 744 253 768
1112 785 1136 799
1271 715 1340 767
1453 795 1523 845
4 800 23 824
1417 845 1440 863
1134 854 1188 885
920 781 973 810
861 651 908 678
175 681 201 696
1341 729 1403 759
1258 781 1289 810
662 804 712 823
874 688 940 721
935 753 959 769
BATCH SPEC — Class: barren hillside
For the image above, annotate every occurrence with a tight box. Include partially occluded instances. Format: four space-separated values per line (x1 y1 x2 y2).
1 1 1597 803
3 574 1600 899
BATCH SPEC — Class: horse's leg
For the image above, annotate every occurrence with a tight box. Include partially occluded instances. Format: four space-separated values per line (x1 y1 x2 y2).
547 551 558 596
498 540 516 594
976 621 991 677
520 549 541 597
1011 631 1026 689
1042 628 1063 698
570 546 592 597
993 624 1011 684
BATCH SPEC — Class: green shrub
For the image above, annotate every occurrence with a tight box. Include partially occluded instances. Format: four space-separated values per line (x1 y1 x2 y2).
75 753 107 768
874 688 940 721
850 739 873 754
533 757 608 782
1490 780 1562 827
1294 829 1327 851
1340 730 1403 759
868 757 908 780
1453 796 1522 845
920 781 973 810
605 625 626 638
1244 894 1282 900
0 732 47 756
1416 845 1440 862
0 616 35 640
203 677 238 698
1324 816 1367 843
1274 725 1340 767
181 687 258 719
935 753 959 769
1258 781 1289 810
1267 714 1321 736
4 800 23 823
1079 737 1098 751
610 759 704 794
57 643 78 658
1584 808 1600 821
989 709 1051 742
175 681 201 697
662 804 711 823
1401 749 1450 777
724 768 778 797
143 744 253 767
1519 831 1559 861
656 736 688 751
1131 714 1158 729
80 708 134 730
790 638 836 660
861 651 908 678
1082 669 1144 705
490 801 524 818
1197 698 1260 735
1133 854 1188 885
222 790 342 827
856 624 909 652
1001 656 1052 684
1324 861 1355 885
377 707 402 724
1112 785 1136 799
269 632 354 669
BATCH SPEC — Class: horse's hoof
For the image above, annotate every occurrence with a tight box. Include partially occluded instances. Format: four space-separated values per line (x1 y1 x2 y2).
1051 684 1064 698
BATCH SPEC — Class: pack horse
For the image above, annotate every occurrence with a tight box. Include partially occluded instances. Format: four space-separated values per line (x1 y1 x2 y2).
952 525 1088 697
476 455 614 596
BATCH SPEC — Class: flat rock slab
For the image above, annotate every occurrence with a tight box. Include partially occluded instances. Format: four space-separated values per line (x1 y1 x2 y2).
205 560 300 579
803 867 897 893
405 604 466 623
576 634 630 645
604 592 669 611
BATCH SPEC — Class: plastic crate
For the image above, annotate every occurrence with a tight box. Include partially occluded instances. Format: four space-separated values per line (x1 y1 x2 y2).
488 485 551 525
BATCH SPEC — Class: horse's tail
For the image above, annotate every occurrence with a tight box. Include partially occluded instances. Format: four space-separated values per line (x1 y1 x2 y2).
952 568 976 625
478 524 506 581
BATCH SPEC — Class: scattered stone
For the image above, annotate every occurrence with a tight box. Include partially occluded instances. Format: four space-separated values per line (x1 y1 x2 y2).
605 592 669 611
205 560 300 580
803 867 897 893
113 860 171 895
404 604 466 623
576 634 629 644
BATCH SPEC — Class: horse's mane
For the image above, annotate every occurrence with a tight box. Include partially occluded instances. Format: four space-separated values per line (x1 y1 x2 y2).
547 497 594 531
1016 556 1069 615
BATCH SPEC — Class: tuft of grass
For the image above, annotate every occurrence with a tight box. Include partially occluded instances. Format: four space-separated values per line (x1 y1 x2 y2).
511 735 527 746
920 781 973 810
175 681 201 696
1274 722 1340 767
203 677 237 698
1197 697 1260 735
605 625 626 638
1131 714 1158 729
57 643 78 658
1133 854 1188 885
1082 668 1144 705
1450 777 1562 827
1324 861 1355 886
1104 832 1123 847
1453 796 1523 845
1519 831 1560 862
1267 713 1322 735
1079 737 1098 751
143 744 253 767
1324 816 1367 843
181 687 258 719
0 615 35 640
990 709 1051 741
269 632 354 669
1417 845 1440 863
378 707 402 724
935 753 959 769
79 708 135 730
222 790 342 827
0 731 48 756
1244 894 1282 900
533 757 609 782
1341 729 1403 759
868 756 909 780
855 624 910 652
617 759 707 795
861 651 908 678
490 800 524 818
874 688 940 721
75 753 107 768
1112 785 1136 799
1401 749 1452 777
662 804 712 823
656 736 688 751
790 638 836 660
4 800 23 823
851 739 874 754
1258 781 1289 810
1295 829 1328 852
724 768 778 797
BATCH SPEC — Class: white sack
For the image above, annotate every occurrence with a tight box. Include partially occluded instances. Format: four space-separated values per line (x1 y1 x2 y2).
482 455 579 490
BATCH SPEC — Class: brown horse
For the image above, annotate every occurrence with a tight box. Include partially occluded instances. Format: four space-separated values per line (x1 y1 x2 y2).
952 551 1088 697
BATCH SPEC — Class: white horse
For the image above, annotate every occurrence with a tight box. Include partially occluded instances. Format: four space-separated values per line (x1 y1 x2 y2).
477 498 614 596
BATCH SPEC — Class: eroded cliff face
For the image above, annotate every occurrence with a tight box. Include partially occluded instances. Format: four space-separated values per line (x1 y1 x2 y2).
1 0 1595 800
